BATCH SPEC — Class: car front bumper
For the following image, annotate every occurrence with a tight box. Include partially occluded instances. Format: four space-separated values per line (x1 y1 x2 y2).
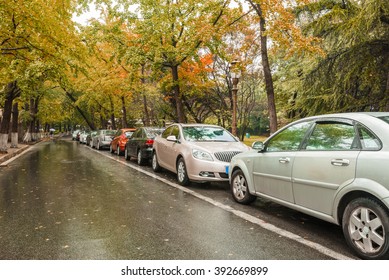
186 159 230 182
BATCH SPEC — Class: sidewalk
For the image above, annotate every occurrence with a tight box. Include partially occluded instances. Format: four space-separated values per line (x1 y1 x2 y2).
0 143 34 166
0 134 71 166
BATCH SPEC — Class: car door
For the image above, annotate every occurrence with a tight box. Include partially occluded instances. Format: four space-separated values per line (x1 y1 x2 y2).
127 129 139 157
292 119 360 215
252 121 314 203
156 126 174 170
160 125 181 172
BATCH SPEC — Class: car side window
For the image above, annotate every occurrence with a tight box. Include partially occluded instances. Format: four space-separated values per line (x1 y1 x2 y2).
266 121 313 152
162 127 173 139
357 124 381 150
171 126 180 139
305 122 356 150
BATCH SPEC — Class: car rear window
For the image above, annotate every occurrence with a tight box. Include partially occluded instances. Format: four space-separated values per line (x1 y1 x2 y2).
146 129 164 138
377 116 389 124
104 130 116 136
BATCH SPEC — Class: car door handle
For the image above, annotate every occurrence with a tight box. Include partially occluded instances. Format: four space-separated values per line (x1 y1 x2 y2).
279 157 290 164
331 159 350 166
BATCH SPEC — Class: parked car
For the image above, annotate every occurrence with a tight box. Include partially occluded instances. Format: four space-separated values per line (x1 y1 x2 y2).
87 131 97 147
91 129 116 150
110 128 136 155
72 130 80 141
229 112 389 260
79 130 89 144
125 127 164 165
152 123 250 185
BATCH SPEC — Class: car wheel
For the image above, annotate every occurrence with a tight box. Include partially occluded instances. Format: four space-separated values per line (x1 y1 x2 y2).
110 144 114 153
231 169 256 204
177 157 190 186
124 147 130 161
342 197 389 259
151 152 161 172
117 146 122 156
137 149 147 166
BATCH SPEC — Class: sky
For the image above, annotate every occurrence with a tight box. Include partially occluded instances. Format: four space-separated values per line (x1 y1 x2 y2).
72 4 100 25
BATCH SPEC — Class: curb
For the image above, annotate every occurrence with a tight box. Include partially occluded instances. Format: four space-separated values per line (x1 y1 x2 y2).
0 139 46 166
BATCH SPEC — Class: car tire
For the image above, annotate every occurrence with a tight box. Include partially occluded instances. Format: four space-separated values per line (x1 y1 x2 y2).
137 149 147 166
151 152 161 172
124 147 130 161
230 169 256 204
117 146 122 156
110 144 114 153
177 157 190 186
342 197 389 260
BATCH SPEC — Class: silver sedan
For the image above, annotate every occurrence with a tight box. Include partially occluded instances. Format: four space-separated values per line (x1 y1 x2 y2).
229 112 389 260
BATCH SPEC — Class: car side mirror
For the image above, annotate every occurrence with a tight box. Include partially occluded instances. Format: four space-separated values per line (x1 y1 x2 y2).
167 135 178 142
252 141 264 151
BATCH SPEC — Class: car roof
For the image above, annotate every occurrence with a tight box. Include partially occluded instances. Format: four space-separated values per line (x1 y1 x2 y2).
293 112 389 123
171 123 223 128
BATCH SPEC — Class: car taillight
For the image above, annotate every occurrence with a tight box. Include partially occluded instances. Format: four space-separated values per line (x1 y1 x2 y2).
145 139 154 146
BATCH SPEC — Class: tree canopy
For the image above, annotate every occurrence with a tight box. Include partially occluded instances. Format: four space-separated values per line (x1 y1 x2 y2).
1 0 388 146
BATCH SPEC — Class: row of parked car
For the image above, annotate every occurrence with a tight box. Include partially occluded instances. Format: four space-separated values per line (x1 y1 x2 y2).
73 112 389 260
73 124 251 184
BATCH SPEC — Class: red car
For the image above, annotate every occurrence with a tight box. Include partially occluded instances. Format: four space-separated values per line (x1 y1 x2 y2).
110 128 136 155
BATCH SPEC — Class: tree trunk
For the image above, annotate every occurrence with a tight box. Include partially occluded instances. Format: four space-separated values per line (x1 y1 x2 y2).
121 96 128 128
65 90 96 130
249 1 278 134
171 65 186 123
109 96 116 130
24 97 39 143
259 10 277 134
11 102 19 148
141 65 150 126
0 81 21 153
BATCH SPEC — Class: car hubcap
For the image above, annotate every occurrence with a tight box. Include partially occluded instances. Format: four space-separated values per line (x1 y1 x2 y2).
177 161 185 182
233 175 247 199
348 207 385 253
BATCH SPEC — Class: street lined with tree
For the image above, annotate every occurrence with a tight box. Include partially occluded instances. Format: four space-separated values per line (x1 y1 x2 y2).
1 0 388 152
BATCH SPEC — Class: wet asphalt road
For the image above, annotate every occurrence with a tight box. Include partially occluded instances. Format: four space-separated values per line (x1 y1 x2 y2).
0 139 349 260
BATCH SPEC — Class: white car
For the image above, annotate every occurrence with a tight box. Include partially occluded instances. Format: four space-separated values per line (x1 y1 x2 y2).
152 123 250 185
229 112 389 259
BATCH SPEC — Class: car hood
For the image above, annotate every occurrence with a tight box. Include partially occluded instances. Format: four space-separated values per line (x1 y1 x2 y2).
187 141 250 153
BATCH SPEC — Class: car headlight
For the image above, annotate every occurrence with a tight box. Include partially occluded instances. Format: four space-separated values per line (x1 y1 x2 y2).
192 149 213 161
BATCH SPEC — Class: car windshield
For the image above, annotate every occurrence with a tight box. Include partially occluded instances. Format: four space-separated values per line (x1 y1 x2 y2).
182 126 236 142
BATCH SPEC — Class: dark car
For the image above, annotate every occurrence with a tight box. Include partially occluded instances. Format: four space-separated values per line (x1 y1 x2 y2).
125 127 164 165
